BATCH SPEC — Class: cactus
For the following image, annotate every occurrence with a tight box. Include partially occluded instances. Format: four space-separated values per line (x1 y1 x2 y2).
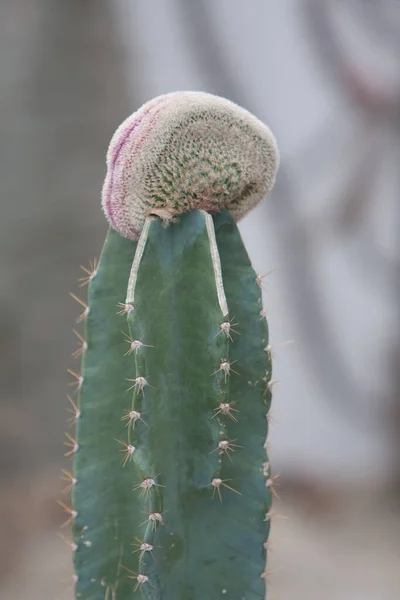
66 91 279 600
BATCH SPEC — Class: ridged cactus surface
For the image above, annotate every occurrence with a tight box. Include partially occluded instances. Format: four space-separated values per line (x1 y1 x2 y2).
65 91 279 600
71 228 138 599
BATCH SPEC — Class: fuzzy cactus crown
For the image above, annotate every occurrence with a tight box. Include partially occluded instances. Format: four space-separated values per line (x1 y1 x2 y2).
102 91 279 240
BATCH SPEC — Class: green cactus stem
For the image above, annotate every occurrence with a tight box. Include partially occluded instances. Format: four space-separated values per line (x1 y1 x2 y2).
66 91 279 600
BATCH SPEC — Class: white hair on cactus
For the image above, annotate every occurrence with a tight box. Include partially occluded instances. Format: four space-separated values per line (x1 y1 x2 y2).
102 91 279 240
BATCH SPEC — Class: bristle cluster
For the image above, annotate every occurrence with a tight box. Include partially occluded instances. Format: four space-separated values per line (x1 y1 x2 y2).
102 91 279 240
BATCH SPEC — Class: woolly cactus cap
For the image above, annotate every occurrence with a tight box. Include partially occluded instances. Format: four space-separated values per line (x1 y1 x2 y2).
102 91 279 240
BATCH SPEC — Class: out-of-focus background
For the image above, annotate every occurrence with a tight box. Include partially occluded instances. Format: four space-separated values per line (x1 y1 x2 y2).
0 1 399 598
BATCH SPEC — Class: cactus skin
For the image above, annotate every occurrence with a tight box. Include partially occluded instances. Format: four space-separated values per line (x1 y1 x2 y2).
70 211 272 600
67 92 278 600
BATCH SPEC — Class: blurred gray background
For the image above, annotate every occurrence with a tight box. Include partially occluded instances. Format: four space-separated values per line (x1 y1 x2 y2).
0 1 399 598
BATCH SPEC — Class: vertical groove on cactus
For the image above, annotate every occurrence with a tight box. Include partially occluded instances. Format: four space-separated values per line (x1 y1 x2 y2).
201 210 229 318
126 216 155 305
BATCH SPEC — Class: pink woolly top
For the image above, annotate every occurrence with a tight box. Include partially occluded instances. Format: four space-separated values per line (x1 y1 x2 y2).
102 91 279 240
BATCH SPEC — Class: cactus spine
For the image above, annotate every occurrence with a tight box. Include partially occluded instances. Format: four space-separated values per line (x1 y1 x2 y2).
66 92 279 600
